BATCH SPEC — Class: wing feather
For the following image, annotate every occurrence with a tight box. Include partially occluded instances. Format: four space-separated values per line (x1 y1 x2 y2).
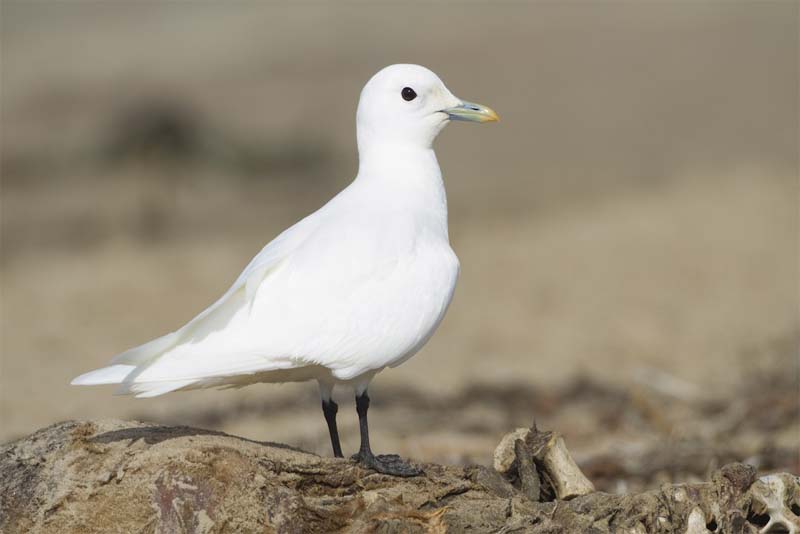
73 210 324 393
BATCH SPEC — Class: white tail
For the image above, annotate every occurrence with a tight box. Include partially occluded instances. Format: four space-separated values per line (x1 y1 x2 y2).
71 364 136 386
117 378 198 398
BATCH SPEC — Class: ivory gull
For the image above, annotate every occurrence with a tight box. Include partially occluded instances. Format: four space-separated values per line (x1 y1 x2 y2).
73 64 498 476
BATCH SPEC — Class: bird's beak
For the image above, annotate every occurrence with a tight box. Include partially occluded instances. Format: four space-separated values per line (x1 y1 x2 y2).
443 100 500 123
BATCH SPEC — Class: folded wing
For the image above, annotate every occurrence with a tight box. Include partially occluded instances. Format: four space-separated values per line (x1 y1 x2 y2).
71 211 323 397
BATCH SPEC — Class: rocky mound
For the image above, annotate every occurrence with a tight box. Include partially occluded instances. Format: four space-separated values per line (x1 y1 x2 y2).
1 419 797 533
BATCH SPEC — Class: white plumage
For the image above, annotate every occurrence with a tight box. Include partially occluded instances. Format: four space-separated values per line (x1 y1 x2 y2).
72 64 497 472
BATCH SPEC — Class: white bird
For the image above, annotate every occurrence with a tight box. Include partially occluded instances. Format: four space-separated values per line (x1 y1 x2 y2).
72 64 498 476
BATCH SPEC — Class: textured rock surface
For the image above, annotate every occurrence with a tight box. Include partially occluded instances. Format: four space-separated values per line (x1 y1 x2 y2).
1 419 797 533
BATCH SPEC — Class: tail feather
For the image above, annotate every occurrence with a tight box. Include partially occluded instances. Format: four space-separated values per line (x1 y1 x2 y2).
110 332 181 366
116 379 198 398
71 364 136 386
72 332 181 390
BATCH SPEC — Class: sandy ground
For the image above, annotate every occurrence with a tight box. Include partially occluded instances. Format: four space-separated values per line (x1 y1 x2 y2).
1 3 797 488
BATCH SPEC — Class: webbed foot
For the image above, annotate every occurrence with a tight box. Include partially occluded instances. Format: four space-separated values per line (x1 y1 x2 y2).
352 451 423 477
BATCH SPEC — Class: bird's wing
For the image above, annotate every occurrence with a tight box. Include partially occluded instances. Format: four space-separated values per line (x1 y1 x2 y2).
106 210 323 369
73 210 326 396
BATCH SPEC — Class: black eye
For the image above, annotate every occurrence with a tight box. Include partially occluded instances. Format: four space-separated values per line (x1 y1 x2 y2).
401 87 417 101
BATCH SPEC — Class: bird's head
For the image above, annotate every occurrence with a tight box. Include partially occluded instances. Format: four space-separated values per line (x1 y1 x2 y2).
356 64 498 152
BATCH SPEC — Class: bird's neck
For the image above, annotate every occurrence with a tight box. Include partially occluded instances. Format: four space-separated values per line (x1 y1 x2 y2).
355 143 448 221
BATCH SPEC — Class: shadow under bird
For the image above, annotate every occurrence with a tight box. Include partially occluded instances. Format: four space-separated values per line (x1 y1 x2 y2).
73 64 498 476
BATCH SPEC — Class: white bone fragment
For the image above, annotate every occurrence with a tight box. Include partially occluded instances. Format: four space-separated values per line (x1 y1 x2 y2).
685 507 711 534
493 428 529 474
749 474 800 534
536 432 595 500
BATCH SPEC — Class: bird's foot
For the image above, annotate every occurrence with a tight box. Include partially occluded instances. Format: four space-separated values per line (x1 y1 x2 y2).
352 451 422 477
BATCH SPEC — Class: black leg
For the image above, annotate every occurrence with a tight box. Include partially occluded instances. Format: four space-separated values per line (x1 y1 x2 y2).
322 399 343 458
355 391 372 457
352 390 422 477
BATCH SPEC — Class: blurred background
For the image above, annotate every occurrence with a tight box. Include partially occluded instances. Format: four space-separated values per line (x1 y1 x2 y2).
1 3 797 490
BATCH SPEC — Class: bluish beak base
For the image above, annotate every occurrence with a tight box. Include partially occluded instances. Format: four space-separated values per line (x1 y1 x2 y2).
443 100 499 123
